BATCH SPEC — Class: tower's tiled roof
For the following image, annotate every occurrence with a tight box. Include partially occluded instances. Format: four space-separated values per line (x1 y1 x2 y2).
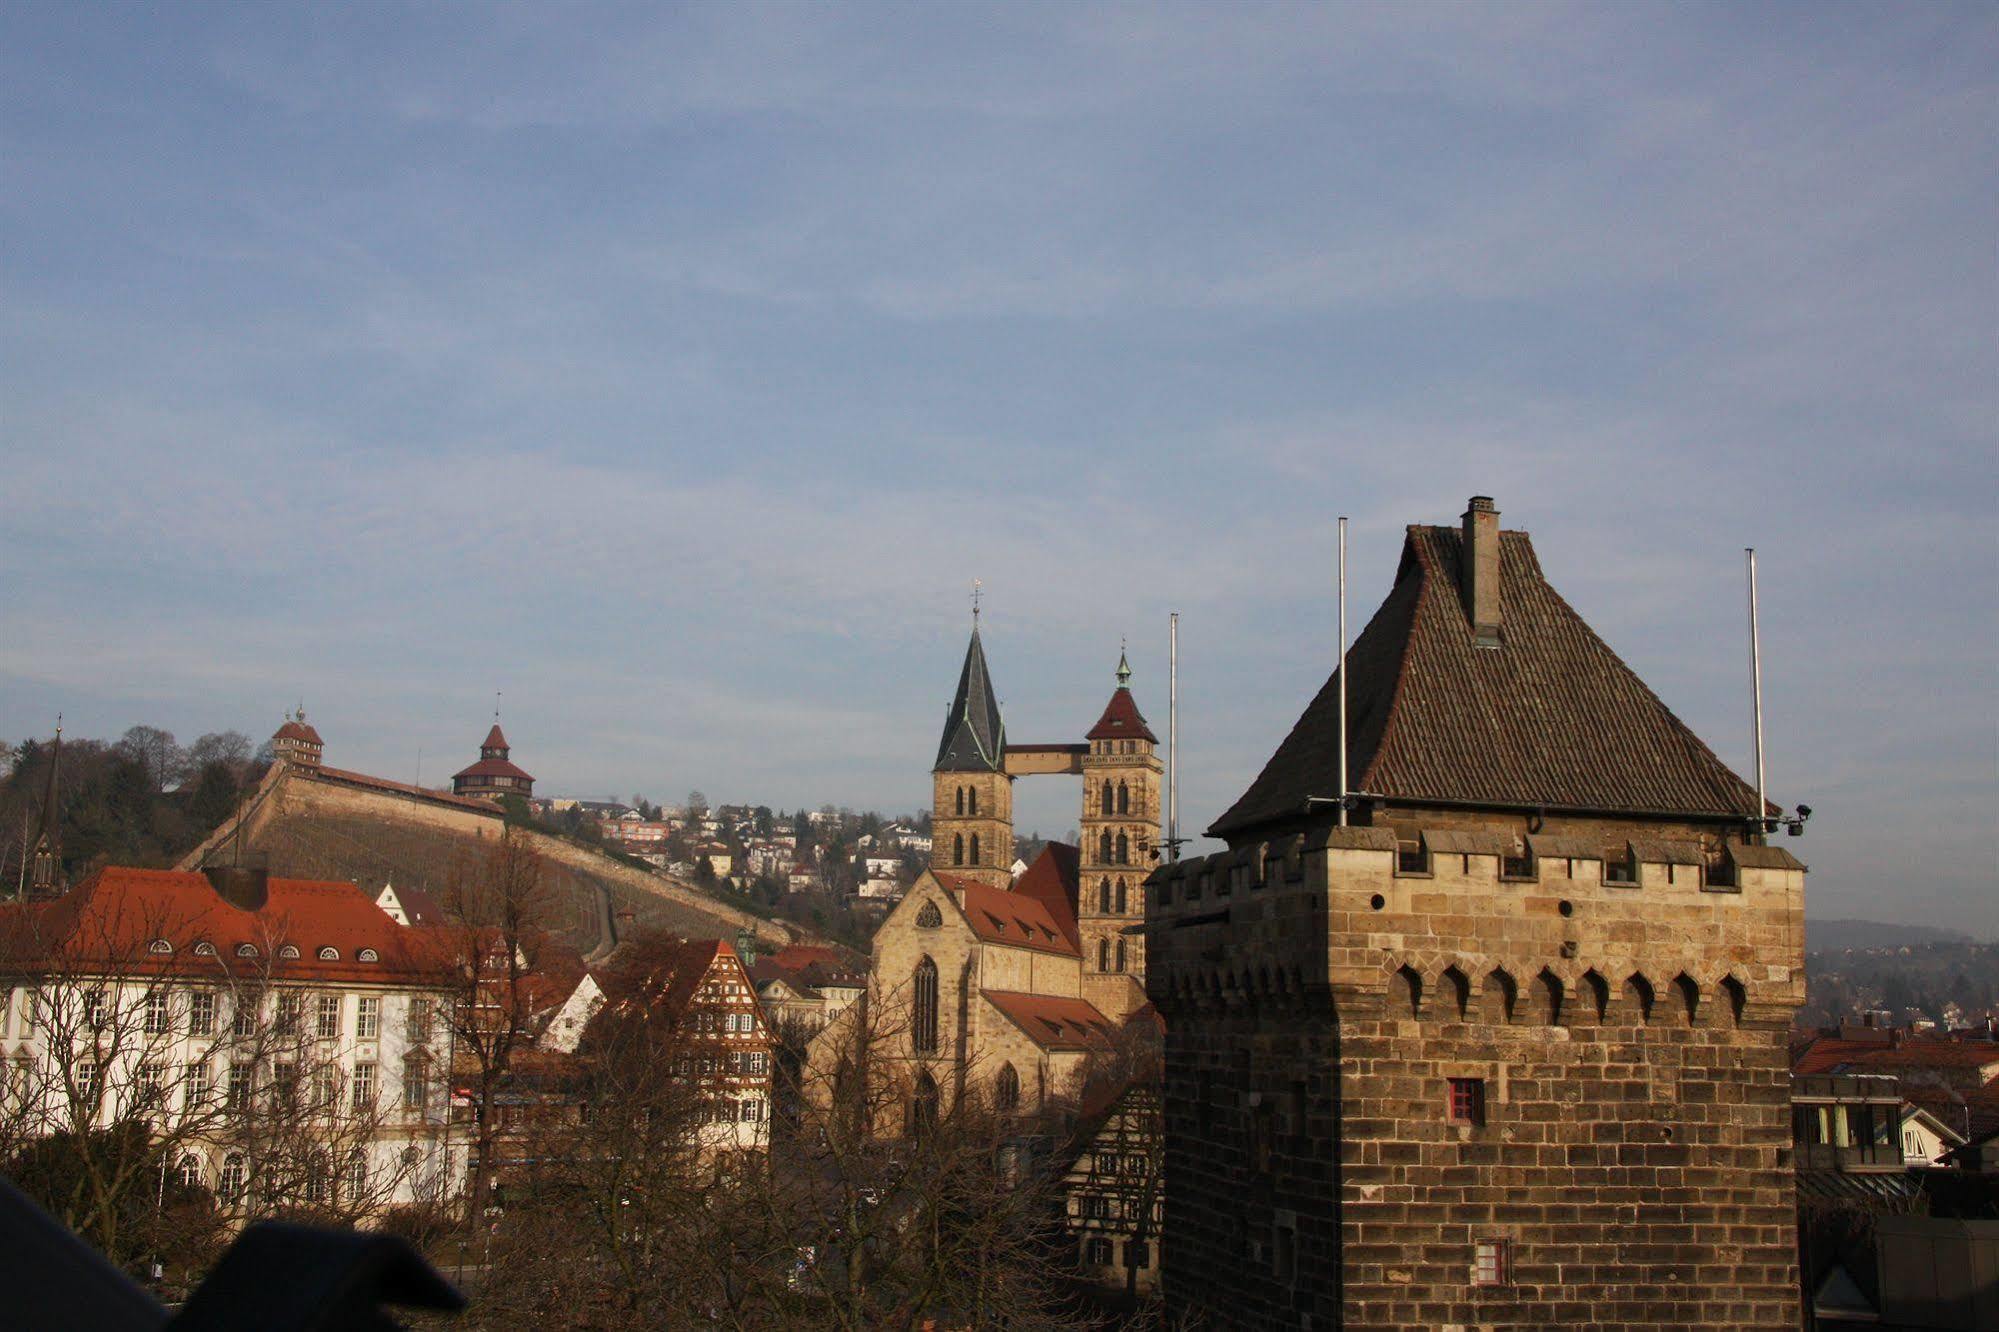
482 724 509 752
273 719 323 745
934 627 1007 773
453 756 535 783
1211 522 1764 838
1086 686 1157 743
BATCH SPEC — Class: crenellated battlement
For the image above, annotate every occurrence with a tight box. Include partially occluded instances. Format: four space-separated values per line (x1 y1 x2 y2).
1146 825 1804 1021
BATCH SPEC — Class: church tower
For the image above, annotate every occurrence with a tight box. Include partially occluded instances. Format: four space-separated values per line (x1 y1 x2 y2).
1078 649 1160 1020
930 618 1015 890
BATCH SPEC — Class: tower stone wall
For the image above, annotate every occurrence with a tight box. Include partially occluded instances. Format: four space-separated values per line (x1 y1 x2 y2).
1078 732 1160 1020
1146 821 1806 1330
931 769 1016 890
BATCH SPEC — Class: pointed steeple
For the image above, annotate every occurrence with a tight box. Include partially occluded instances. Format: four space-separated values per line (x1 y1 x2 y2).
1088 651 1157 743
934 626 1007 773
21 721 63 896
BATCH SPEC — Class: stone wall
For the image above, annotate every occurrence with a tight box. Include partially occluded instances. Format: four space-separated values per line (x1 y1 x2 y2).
1147 821 1805 1330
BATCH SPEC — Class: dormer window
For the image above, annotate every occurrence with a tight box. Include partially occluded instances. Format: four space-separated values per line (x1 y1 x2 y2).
278 944 301 960
148 939 173 955
235 944 258 958
357 948 379 963
193 942 217 957
318 946 340 961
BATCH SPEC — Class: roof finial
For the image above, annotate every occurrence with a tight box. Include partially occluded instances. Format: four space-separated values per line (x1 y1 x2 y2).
1116 640 1132 688
970 579 983 626
495 690 502 722
295 701 305 723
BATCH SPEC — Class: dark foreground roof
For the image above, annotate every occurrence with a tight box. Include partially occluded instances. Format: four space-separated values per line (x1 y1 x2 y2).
1212 521 1764 837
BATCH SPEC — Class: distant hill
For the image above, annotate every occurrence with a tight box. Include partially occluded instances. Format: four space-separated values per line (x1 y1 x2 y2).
1807 918 1976 953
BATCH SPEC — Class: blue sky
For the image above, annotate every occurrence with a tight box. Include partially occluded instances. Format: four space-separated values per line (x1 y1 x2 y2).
2 3 1993 929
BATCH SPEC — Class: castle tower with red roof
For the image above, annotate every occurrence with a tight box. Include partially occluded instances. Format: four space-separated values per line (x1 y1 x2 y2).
930 617 1015 890
1078 648 1159 1020
271 708 324 769
452 722 535 802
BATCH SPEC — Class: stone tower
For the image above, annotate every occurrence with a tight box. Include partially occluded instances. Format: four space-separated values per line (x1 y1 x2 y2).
1078 650 1160 1020
931 621 1015 889
1147 497 1807 1330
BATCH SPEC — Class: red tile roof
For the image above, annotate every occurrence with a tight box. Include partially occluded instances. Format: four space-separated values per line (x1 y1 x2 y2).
452 757 535 783
983 990 1117 1051
1086 686 1157 743
0 866 455 986
273 720 323 745
951 876 1079 958
483 724 510 751
1213 521 1768 836
1009 843 1081 953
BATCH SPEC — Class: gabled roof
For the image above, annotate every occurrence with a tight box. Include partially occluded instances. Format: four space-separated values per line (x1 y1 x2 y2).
0 866 454 986
1009 843 1081 952
1211 521 1765 837
983 990 1117 1051
951 875 1078 958
1086 685 1157 744
934 627 1007 773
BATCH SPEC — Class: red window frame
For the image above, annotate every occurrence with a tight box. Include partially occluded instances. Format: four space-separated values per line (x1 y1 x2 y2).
1448 1076 1485 1126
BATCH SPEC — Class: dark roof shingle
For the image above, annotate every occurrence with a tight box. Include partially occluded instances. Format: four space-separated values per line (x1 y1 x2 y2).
1211 522 1764 837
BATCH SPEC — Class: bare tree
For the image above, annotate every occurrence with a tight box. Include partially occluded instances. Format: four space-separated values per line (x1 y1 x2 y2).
116 726 184 795
441 824 556 1219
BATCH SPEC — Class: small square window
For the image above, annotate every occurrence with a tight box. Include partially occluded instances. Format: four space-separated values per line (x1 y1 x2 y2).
1474 1238 1509 1286
1448 1077 1486 1126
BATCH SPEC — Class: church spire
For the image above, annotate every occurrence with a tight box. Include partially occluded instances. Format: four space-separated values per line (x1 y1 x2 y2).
19 719 63 897
934 621 1007 773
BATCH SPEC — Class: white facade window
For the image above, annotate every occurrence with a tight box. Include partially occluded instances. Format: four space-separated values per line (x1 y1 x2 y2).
316 994 341 1039
219 1154 246 1202
189 991 216 1036
227 1061 252 1111
184 1060 211 1110
407 998 432 1043
740 1098 763 1122
276 993 302 1035
144 990 170 1035
313 1064 338 1110
403 1055 428 1108
352 1062 375 1109
232 998 257 1037
356 997 380 1040
84 988 106 1028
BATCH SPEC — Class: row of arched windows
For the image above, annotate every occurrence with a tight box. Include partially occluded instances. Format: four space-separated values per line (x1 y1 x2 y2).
1096 832 1130 866
951 833 981 866
952 786 981 816
1099 780 1134 815
1387 962 1745 1028
1095 878 1129 914
1096 938 1129 973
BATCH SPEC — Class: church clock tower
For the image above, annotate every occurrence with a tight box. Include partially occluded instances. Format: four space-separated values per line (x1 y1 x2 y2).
1078 649 1160 1020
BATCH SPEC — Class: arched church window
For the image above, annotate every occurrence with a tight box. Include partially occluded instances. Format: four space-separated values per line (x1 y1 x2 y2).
1099 832 1114 864
968 787 978 816
996 1062 1020 1112
969 833 981 864
1117 782 1129 815
909 1070 939 1137
912 957 939 1053
1098 939 1110 972
1116 938 1127 972
1101 779 1114 815
953 834 964 866
1116 833 1129 865
1115 879 1127 913
916 901 942 929
1098 879 1111 913
955 787 965 816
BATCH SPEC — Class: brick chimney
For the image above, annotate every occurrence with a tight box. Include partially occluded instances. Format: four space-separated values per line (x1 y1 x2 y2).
1461 495 1501 648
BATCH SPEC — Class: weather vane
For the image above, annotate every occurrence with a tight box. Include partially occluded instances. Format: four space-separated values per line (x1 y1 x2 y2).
495 690 502 722
971 579 983 624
